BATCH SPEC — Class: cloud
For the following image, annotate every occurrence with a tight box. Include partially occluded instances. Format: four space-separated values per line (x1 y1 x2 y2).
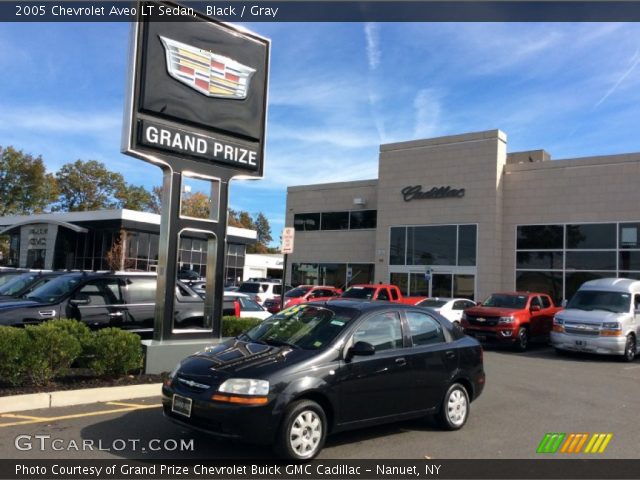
0 107 121 134
364 23 381 70
268 124 380 149
413 89 444 139
594 48 640 108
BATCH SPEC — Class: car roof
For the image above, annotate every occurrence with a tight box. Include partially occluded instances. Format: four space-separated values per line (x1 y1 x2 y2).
223 291 250 298
579 277 640 293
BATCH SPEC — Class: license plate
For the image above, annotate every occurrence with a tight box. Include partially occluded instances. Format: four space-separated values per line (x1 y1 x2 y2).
476 335 487 341
575 340 587 347
172 394 192 418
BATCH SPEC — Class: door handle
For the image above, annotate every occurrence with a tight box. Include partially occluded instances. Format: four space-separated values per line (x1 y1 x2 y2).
108 312 124 318
395 357 407 366
445 350 456 359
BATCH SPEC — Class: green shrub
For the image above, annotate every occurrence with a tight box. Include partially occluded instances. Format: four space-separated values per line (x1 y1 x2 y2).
222 316 263 337
0 327 29 386
24 323 82 385
45 319 94 367
88 328 143 376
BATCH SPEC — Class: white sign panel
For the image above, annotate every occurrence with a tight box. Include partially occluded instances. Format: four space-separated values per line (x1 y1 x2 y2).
281 227 295 254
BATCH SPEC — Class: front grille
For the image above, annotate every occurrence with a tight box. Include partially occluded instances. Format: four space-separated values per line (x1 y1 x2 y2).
467 316 499 327
564 323 600 336
176 375 210 392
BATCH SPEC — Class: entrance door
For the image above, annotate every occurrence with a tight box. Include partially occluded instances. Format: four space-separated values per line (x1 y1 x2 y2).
26 249 46 269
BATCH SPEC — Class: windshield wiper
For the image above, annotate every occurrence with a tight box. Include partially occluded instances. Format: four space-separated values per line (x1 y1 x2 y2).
263 338 300 349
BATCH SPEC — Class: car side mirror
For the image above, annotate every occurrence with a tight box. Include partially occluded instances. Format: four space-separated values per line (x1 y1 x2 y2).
530 305 541 312
346 341 375 361
69 295 90 306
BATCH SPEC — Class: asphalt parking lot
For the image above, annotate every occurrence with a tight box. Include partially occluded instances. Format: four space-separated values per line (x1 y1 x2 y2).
0 346 638 460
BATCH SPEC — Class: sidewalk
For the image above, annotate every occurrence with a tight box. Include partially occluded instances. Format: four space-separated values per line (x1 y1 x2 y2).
0 383 162 414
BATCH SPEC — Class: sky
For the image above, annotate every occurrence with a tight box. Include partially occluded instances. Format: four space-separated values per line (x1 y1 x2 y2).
1 20 640 245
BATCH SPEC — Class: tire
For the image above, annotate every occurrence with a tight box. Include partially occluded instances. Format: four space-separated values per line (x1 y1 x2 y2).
554 348 567 356
437 383 470 430
274 400 327 460
622 334 636 363
515 327 529 352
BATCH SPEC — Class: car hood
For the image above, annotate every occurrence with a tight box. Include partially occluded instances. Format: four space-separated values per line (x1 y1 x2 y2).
465 306 521 317
178 338 316 381
556 308 627 324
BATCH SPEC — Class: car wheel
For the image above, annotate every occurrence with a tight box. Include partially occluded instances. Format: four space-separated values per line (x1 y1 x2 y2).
515 327 529 352
275 400 327 460
622 334 636 362
437 383 469 430
554 348 567 356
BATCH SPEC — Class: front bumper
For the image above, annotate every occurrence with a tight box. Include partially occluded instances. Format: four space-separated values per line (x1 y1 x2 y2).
550 332 626 356
463 327 518 344
161 385 279 445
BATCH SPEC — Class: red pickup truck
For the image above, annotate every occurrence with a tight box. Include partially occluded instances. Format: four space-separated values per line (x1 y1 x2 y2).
460 292 562 351
339 284 425 305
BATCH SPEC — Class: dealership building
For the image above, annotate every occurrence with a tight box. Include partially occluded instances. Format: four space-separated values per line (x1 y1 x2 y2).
285 129 640 303
0 209 256 285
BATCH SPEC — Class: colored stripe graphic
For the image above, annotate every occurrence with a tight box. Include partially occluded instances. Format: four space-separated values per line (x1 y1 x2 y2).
537 433 565 453
537 433 613 454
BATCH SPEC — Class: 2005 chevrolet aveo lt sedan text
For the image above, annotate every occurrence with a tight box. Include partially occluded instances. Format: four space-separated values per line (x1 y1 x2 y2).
162 300 485 460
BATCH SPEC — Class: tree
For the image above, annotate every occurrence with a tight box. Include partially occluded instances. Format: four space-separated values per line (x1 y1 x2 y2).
0 145 57 216
54 160 125 211
116 184 159 213
254 213 273 247
104 230 135 271
181 192 212 219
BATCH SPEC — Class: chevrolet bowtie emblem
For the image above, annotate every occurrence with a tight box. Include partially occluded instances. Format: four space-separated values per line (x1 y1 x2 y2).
476 317 486 322
160 36 255 99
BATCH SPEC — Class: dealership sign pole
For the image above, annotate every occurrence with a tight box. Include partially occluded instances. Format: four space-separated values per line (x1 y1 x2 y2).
122 1 270 355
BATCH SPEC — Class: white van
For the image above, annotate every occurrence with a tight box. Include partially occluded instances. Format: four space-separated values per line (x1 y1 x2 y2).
551 278 640 361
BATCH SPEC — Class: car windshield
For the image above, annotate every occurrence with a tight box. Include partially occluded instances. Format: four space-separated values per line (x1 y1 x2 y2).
482 294 528 309
567 290 631 313
420 299 448 308
238 283 261 294
26 274 83 303
242 304 358 350
341 287 376 299
0 273 39 296
285 287 312 298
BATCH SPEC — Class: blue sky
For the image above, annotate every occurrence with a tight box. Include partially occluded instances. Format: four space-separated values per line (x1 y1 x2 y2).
1 22 640 245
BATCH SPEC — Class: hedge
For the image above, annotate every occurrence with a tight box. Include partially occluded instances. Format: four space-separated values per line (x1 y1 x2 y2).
221 316 263 337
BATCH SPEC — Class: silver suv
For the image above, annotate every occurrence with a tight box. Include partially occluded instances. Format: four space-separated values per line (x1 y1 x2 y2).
237 281 282 305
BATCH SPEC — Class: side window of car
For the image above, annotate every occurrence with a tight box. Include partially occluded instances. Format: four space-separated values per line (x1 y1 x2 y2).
453 301 465 310
530 296 542 308
75 279 123 306
406 311 445 346
377 289 390 301
239 297 264 311
390 288 400 301
352 312 403 352
540 296 551 308
126 278 156 303
273 285 282 295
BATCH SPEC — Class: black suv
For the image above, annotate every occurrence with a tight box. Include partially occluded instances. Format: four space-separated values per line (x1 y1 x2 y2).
0 272 204 334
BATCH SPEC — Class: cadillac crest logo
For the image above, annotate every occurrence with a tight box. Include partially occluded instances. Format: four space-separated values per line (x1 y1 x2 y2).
160 36 255 99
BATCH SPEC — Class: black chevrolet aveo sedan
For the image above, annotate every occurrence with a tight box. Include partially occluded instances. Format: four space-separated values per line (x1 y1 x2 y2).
162 300 485 460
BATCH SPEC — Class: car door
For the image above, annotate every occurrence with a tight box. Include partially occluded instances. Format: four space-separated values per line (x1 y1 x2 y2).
68 277 126 329
121 276 157 332
402 310 453 411
337 311 412 425
528 295 547 338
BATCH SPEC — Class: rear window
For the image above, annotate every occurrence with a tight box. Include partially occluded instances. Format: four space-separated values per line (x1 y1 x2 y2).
341 286 376 299
420 299 448 308
286 287 312 298
238 283 261 294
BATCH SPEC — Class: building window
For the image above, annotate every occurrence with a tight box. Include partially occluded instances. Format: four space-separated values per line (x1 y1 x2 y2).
292 262 374 288
517 225 563 250
390 224 476 267
349 210 377 229
566 223 616 249
321 212 349 230
294 213 320 231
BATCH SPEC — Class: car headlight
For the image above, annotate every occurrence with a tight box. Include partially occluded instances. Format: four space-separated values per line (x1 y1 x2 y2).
218 378 269 396
602 322 621 330
498 316 515 324
553 316 564 325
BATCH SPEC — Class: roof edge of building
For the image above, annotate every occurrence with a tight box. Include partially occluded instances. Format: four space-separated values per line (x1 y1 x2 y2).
287 179 378 192
380 129 507 153
506 151 640 172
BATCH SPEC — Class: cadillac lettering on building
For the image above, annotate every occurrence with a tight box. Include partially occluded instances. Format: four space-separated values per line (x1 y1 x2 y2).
402 185 465 202
141 122 258 170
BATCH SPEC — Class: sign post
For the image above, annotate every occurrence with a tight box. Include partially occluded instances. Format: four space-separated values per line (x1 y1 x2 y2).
121 1 270 372
280 227 295 310
425 267 433 298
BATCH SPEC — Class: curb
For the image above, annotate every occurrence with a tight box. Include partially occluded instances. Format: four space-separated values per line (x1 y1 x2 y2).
0 383 163 414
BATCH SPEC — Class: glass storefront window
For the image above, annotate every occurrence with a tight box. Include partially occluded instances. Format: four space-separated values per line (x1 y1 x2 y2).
390 227 406 265
390 273 408 296
565 251 616 270
431 274 453 297
319 263 347 288
619 251 640 271
294 213 320 231
350 210 377 229
515 271 563 305
458 225 477 266
408 225 456 266
516 251 563 270
565 271 616 302
517 225 563 250
566 223 616 249
321 212 349 230
619 223 640 249
349 264 374 285
409 273 429 296
453 275 475 300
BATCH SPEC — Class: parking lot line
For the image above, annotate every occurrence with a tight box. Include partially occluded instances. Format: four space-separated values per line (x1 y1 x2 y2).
0 403 160 429
0 413 48 421
105 401 153 408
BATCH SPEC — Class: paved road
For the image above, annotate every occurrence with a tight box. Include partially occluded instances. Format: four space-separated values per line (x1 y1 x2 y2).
1 347 638 460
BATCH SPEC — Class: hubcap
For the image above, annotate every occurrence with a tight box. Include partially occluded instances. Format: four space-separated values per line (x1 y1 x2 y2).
289 410 322 458
446 389 468 426
626 337 635 360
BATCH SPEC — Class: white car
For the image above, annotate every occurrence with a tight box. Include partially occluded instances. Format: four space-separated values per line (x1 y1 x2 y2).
416 297 476 324
223 291 271 321
236 281 283 306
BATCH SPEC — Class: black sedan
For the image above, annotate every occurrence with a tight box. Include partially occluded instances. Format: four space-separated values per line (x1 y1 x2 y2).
162 300 485 460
